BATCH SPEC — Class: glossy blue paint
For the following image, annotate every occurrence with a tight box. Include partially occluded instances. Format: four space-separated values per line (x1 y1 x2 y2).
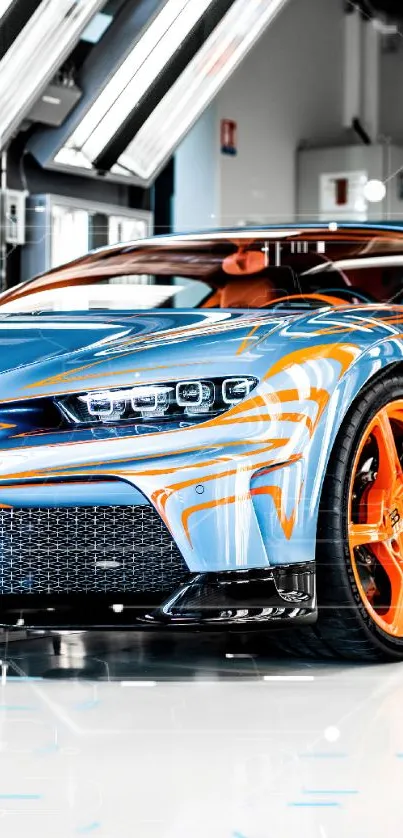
0 481 149 508
0 226 402 577
0 304 401 572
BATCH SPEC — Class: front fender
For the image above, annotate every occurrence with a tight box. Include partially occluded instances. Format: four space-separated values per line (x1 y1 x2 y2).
256 327 403 567
2 307 403 573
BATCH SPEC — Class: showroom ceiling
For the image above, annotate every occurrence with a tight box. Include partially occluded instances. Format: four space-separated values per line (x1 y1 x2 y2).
0 0 108 151
0 0 290 187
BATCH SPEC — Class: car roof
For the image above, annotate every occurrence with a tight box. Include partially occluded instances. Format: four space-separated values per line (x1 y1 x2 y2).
100 222 403 251
41 222 403 274
2 222 403 308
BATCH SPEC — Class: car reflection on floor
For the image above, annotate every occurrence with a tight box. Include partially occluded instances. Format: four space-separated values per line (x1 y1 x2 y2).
0 630 400 838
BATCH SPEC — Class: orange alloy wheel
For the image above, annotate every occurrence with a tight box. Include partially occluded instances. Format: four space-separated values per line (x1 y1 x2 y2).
349 400 403 637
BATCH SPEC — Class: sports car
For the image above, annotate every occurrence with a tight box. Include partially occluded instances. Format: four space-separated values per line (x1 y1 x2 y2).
1 223 403 660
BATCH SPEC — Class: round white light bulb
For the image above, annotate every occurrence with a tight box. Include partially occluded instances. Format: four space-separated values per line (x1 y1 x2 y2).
324 725 340 743
363 179 387 203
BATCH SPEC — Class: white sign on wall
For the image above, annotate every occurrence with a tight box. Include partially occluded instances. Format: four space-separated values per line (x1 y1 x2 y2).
319 170 368 221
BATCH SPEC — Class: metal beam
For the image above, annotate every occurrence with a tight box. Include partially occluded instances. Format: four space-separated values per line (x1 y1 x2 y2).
28 0 165 171
0 0 107 152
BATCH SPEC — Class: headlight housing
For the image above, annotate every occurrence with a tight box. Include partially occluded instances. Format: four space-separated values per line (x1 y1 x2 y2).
57 376 259 426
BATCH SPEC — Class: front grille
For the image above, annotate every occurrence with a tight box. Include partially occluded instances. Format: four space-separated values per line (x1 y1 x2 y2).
0 506 189 595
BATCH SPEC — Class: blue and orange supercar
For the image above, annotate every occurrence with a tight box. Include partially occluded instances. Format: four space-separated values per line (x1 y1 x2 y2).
1 223 403 660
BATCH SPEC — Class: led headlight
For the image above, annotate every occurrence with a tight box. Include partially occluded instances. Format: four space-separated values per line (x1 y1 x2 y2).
86 392 126 419
223 378 255 405
57 376 259 427
131 385 173 416
176 381 204 407
176 381 215 415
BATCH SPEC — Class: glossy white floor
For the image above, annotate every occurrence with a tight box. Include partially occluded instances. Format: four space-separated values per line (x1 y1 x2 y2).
0 630 399 837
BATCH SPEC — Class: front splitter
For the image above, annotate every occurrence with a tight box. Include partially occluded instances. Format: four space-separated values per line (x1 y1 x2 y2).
0 563 316 630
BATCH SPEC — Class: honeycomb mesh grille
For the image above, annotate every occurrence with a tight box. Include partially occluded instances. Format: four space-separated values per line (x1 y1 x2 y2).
0 506 189 595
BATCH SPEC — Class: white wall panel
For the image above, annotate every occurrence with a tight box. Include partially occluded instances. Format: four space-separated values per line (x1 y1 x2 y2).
216 0 344 225
380 42 403 142
174 0 344 228
174 102 220 233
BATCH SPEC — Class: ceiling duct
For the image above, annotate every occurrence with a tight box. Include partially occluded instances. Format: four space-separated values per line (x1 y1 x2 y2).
0 0 106 151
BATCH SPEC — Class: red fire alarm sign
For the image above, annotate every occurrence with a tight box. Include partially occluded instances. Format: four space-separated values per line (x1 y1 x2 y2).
221 119 237 156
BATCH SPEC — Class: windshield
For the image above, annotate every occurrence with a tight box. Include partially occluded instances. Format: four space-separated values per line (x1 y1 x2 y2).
1 231 403 313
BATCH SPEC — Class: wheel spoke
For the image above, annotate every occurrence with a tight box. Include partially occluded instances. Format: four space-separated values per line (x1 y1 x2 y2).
372 408 403 493
349 486 387 548
372 541 403 635
349 522 388 548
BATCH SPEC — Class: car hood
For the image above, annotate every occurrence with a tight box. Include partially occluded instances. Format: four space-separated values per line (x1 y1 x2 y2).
0 308 293 401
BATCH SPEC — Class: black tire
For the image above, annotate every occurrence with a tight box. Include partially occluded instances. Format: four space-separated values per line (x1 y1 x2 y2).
267 368 403 662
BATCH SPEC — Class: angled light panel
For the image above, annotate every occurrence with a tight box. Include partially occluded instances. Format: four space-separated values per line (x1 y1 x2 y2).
0 0 16 22
114 0 289 182
0 0 106 152
57 0 218 169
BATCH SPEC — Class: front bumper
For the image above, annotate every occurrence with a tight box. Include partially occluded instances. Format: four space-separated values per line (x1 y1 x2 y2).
0 563 316 629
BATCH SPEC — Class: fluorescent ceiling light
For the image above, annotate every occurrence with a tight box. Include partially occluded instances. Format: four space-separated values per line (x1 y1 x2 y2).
114 0 289 182
55 146 93 170
0 0 106 152
60 0 217 166
0 0 15 22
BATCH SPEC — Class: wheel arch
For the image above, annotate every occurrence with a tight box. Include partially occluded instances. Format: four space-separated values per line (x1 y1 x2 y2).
301 345 403 549
317 343 403 473
249 340 403 570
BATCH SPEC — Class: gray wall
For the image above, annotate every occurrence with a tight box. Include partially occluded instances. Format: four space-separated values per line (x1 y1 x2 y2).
174 102 219 233
384 143 403 220
217 0 344 226
379 47 403 219
380 42 403 143
298 145 385 222
174 0 345 229
173 0 403 229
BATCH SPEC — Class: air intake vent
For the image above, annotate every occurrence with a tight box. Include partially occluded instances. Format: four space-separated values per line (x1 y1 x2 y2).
0 506 189 595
